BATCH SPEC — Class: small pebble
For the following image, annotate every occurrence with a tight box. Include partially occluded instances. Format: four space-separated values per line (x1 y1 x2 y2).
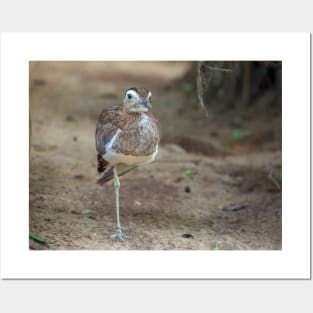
88 215 97 221
66 115 75 122
73 136 78 141
210 130 219 137
182 233 194 239
222 217 230 224
74 174 84 180
33 78 46 86
174 177 183 183
184 186 191 193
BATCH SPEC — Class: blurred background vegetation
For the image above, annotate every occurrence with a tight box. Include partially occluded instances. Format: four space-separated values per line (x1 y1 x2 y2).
163 61 281 155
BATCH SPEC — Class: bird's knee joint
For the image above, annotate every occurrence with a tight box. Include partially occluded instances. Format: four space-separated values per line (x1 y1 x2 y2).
114 181 120 189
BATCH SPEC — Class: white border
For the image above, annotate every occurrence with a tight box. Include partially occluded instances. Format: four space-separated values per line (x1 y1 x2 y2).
0 33 310 279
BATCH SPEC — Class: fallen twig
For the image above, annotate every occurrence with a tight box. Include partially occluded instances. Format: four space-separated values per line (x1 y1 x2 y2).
222 204 247 212
267 171 281 191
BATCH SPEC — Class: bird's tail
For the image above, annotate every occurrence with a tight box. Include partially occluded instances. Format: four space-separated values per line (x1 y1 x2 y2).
97 154 109 173
96 163 137 185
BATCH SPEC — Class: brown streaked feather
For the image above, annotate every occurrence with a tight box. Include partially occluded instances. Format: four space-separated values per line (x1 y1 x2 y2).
95 106 123 155
112 111 159 156
96 106 159 157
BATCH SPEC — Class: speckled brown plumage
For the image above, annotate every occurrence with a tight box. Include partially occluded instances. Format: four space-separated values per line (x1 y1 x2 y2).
95 87 160 185
96 107 159 156
95 106 123 155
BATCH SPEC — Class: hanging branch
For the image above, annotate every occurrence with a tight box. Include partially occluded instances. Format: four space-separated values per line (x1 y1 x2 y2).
197 61 232 117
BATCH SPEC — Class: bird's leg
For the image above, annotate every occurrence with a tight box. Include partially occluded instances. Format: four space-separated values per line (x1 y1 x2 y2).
110 165 128 241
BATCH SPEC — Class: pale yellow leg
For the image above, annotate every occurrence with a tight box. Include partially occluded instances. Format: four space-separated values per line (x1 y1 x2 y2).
110 165 128 241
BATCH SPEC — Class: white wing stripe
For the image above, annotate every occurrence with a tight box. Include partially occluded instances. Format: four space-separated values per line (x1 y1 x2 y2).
103 128 121 156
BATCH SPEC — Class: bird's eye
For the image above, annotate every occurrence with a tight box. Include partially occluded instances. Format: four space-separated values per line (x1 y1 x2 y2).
127 94 132 99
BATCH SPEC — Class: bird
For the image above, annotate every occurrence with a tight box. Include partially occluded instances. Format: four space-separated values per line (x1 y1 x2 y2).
95 87 160 241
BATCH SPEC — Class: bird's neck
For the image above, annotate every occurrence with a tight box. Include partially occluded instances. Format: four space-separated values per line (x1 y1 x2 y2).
121 110 148 124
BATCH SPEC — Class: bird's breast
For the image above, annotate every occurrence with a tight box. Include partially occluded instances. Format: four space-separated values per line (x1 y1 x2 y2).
102 113 159 165
113 113 159 156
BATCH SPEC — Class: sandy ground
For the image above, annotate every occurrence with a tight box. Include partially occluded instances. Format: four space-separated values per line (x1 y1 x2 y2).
29 61 281 250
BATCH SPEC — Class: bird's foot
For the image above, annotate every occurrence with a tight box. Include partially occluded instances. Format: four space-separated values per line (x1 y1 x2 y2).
110 228 128 241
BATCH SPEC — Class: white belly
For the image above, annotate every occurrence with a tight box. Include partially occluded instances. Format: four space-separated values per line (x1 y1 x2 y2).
104 149 157 166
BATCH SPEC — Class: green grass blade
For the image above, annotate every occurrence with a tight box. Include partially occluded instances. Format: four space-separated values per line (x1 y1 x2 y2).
29 231 48 244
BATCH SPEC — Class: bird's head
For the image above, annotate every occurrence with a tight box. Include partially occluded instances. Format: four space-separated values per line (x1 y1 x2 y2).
123 87 152 113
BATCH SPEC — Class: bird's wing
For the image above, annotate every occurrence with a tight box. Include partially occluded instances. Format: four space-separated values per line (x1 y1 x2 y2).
95 106 123 155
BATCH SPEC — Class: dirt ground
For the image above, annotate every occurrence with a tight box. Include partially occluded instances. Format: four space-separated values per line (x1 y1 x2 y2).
29 61 282 250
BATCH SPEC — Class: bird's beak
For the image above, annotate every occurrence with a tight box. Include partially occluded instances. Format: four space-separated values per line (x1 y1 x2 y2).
141 99 152 108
